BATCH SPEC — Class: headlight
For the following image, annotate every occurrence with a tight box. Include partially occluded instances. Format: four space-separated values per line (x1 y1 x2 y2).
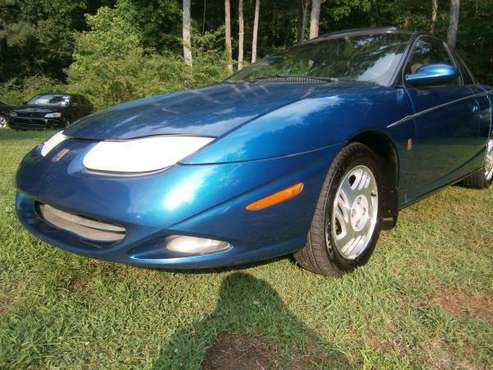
83 136 214 173
45 112 62 118
40 131 68 157
10 111 17 117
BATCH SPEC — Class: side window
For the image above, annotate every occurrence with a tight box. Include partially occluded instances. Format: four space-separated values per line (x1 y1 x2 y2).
455 52 475 85
406 37 458 85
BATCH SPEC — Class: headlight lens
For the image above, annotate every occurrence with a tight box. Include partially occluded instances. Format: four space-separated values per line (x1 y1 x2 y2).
83 136 214 173
45 112 62 118
40 131 68 157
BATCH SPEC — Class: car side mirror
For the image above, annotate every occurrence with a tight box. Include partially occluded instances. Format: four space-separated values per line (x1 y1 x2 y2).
405 64 459 87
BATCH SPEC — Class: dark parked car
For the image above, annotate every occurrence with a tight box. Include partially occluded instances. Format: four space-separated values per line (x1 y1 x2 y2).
0 101 12 128
9 93 93 130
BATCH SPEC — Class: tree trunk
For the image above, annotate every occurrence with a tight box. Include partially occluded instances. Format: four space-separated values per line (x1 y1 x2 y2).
182 0 192 67
202 0 207 34
447 0 460 50
298 0 310 43
251 0 260 64
238 0 244 70
430 0 438 34
309 0 321 39
225 0 233 74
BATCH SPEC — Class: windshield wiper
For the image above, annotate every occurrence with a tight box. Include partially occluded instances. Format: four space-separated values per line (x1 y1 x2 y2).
275 75 338 82
248 75 338 83
225 75 339 84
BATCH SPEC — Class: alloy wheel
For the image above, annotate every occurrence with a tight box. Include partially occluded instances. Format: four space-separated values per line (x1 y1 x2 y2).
329 165 379 260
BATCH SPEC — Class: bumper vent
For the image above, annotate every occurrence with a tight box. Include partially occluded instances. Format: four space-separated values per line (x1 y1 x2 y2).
38 204 126 242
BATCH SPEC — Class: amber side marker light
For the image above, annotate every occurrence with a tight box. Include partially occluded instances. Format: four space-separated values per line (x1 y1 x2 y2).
246 182 304 211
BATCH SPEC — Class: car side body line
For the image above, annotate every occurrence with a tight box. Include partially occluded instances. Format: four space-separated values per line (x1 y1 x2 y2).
387 91 491 128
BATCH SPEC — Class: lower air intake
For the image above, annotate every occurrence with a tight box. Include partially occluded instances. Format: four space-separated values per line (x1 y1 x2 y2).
38 203 126 242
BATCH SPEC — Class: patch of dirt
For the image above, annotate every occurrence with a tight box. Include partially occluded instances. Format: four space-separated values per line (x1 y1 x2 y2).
201 331 350 370
69 276 91 291
288 344 347 370
421 338 479 370
201 332 270 370
433 291 493 323
367 335 392 352
0 296 14 315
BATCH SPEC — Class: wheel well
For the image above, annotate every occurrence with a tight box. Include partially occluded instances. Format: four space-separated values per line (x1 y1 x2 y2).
349 131 399 230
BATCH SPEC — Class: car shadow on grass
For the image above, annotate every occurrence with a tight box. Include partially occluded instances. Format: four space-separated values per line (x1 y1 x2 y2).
152 272 350 369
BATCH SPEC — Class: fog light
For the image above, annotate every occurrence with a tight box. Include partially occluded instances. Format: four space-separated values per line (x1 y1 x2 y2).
165 235 230 254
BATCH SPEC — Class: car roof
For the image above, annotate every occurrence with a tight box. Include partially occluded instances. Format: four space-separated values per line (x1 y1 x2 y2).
34 92 73 96
309 26 419 43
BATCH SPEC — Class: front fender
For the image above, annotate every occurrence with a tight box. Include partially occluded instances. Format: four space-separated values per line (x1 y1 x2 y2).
183 87 413 164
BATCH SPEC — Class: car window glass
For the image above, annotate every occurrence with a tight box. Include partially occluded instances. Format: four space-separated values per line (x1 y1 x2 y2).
455 52 475 85
406 37 458 86
229 33 411 86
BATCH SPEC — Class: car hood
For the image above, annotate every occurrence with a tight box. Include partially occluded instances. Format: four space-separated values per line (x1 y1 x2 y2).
64 82 340 140
14 105 62 114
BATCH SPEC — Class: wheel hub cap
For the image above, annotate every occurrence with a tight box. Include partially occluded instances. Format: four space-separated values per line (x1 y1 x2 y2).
329 165 378 260
485 139 493 181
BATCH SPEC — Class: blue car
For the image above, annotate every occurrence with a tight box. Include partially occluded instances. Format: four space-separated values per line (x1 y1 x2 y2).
16 27 493 276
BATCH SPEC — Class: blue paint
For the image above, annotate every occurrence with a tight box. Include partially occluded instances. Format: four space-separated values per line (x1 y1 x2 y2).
15 28 492 269
405 64 459 86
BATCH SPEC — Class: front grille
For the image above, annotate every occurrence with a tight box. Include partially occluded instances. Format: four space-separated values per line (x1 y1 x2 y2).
13 118 47 128
38 204 126 242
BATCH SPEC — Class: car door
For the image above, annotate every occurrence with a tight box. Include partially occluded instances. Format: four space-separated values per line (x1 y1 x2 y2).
404 36 480 197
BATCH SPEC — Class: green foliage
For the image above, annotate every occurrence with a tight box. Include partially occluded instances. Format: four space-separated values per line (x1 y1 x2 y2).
121 0 182 51
0 76 65 105
66 2 226 109
0 0 91 81
0 0 492 107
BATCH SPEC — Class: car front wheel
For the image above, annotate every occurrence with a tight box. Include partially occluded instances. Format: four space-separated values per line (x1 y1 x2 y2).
294 143 382 276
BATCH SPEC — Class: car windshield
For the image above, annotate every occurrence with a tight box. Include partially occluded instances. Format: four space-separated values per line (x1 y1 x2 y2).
229 32 411 85
28 94 71 107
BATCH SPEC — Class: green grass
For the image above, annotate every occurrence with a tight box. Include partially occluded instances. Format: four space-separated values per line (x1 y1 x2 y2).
0 129 492 369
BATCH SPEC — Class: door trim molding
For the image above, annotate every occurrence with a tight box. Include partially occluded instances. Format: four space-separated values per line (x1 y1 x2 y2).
387 91 490 129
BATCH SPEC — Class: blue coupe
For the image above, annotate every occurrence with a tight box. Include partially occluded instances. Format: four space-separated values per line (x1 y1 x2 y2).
16 27 493 276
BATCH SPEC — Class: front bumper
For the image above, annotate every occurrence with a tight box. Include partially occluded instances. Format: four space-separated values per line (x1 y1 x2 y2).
15 139 341 269
10 117 67 130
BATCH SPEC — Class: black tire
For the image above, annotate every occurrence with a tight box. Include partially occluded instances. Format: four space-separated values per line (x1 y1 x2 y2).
460 139 493 189
294 143 383 276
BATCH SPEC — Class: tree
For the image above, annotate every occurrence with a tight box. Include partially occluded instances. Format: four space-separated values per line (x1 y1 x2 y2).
238 0 244 70
309 0 322 39
224 0 233 74
430 0 438 34
182 0 192 67
298 0 310 43
0 0 89 82
447 0 460 50
251 0 260 63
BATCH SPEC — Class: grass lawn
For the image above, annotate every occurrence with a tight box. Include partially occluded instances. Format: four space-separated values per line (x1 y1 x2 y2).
0 129 492 369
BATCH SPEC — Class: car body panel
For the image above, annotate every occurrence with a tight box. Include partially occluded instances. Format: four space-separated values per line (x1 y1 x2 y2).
64 83 317 140
16 141 340 268
406 86 484 198
14 28 493 270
